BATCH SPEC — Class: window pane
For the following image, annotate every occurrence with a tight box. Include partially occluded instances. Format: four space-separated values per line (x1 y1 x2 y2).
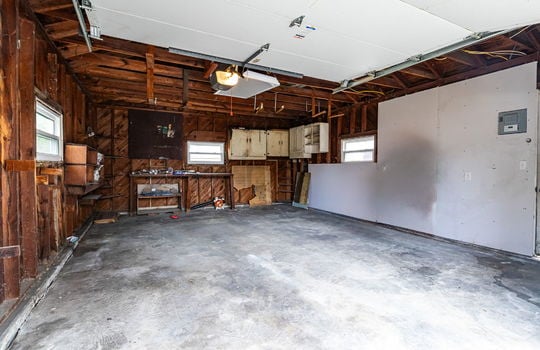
344 151 373 162
189 144 221 154
36 114 55 134
187 141 224 164
341 135 375 163
37 134 59 155
190 153 222 162
344 139 374 152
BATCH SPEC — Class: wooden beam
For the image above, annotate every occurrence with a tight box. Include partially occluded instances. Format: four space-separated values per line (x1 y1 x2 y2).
328 113 344 119
183 69 189 106
5 159 35 171
203 62 218 79
40 168 63 176
391 72 409 89
349 106 356 134
446 51 483 67
361 105 368 132
44 20 78 40
2 0 21 300
19 17 39 278
30 0 72 13
146 46 155 104
526 30 540 50
401 66 437 80
423 61 441 80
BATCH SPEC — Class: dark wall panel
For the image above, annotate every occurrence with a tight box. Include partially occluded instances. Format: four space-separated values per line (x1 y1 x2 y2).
128 110 183 160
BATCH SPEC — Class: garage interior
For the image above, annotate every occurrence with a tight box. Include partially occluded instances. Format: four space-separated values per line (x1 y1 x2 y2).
1 0 540 348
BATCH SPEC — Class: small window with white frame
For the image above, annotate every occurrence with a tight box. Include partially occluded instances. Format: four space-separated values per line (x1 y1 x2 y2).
36 99 63 161
187 141 225 165
341 135 375 162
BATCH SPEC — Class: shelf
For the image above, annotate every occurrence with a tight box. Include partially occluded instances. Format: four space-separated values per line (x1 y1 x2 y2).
136 208 181 215
137 194 181 199
66 182 103 195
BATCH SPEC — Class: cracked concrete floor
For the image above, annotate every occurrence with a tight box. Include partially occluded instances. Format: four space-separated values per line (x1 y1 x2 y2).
9 206 540 349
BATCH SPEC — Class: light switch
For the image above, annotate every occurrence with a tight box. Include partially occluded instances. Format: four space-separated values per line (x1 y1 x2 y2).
464 172 472 181
520 160 527 170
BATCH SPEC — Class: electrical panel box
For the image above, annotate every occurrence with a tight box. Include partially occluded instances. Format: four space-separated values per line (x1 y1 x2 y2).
498 109 527 135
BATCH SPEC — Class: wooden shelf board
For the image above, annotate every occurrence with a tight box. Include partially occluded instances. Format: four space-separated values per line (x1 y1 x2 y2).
66 182 103 195
137 194 181 199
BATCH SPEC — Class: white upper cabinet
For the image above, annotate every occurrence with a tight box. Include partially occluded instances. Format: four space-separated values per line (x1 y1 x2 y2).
229 129 267 160
266 129 289 157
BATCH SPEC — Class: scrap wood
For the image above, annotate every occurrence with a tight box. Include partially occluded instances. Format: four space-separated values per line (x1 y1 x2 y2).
93 211 118 224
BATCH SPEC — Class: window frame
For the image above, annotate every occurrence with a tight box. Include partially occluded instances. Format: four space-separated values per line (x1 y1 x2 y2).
36 98 63 162
187 141 225 165
341 134 376 163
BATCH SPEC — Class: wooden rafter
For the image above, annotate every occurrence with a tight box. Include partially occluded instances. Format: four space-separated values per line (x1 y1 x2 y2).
30 0 72 13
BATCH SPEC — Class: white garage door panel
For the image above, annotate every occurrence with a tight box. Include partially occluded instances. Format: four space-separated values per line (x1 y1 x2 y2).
402 0 540 31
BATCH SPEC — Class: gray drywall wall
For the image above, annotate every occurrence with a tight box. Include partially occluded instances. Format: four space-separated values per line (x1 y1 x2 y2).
309 62 539 256
308 162 378 221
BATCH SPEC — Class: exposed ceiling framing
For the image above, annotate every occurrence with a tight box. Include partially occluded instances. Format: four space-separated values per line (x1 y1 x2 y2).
27 0 540 120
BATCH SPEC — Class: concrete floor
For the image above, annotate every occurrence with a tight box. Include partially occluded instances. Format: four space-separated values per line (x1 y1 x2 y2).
10 206 540 349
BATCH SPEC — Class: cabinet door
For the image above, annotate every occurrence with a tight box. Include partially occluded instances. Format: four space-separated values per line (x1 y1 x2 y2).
229 129 249 159
266 130 281 157
247 130 267 159
279 130 289 157
266 130 288 157
318 122 329 153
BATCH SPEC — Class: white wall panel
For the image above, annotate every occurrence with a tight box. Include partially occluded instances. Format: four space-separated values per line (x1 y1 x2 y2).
309 62 539 256
309 162 378 222
434 63 538 255
376 89 439 234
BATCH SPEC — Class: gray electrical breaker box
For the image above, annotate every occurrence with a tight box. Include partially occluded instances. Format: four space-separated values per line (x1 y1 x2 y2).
498 108 527 135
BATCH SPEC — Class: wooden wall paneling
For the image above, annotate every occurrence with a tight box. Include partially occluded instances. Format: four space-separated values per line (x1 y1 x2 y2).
0 0 21 301
63 74 73 142
19 17 38 278
50 185 63 250
96 108 113 139
198 116 214 131
34 38 47 93
341 112 350 135
75 89 85 143
188 177 199 207
47 52 58 101
37 184 51 260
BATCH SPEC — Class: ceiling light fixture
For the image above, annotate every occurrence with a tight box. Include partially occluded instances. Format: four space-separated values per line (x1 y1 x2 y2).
210 65 240 91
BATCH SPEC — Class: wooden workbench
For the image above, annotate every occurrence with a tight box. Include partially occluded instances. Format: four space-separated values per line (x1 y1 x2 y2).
129 173 235 215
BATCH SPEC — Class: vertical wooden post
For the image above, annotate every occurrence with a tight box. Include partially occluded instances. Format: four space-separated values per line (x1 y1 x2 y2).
336 115 343 163
19 17 38 278
361 104 368 132
146 46 155 104
183 69 189 106
350 105 357 134
2 0 21 299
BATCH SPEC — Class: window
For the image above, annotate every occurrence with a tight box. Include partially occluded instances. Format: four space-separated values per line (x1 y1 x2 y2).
341 135 375 162
36 99 63 161
187 141 224 165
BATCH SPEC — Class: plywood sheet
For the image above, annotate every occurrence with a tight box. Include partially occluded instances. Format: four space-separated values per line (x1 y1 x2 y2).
232 166 271 206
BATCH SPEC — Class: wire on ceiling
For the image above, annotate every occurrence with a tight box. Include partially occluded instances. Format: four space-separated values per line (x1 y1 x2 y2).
462 49 527 61
349 89 385 96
